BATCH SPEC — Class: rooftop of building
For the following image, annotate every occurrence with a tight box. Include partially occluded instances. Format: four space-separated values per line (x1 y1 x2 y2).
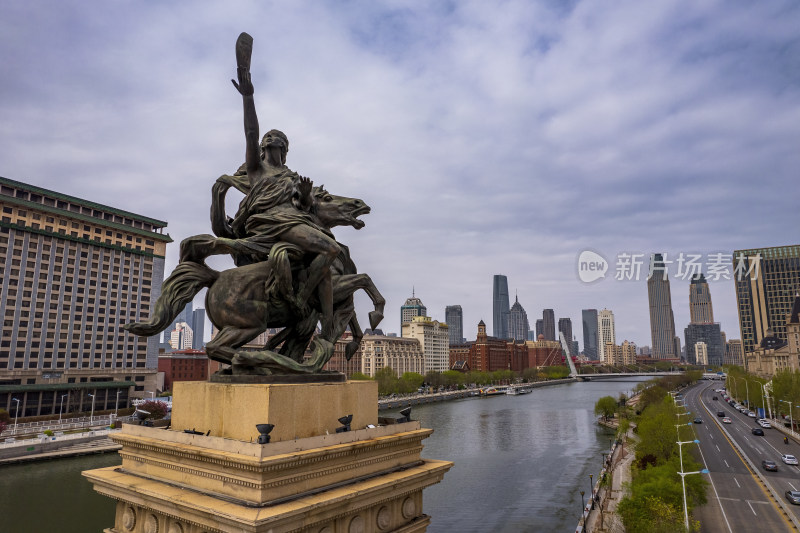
0 175 169 229
734 244 800 258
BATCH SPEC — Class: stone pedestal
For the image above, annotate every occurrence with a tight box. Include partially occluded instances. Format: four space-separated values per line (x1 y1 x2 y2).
84 381 452 533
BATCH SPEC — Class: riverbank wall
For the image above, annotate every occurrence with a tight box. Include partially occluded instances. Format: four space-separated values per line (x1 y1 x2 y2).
0 429 121 465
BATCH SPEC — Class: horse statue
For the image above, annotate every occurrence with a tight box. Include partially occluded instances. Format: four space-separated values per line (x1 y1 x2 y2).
124 186 385 375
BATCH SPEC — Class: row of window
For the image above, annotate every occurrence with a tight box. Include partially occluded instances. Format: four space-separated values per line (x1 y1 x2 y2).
0 186 163 233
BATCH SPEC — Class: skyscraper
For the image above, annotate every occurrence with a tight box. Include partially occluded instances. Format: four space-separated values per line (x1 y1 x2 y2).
508 296 529 341
734 245 800 355
558 318 573 346
648 253 678 359
542 309 556 341
191 308 206 350
169 322 194 350
689 274 714 323
400 290 427 331
445 305 464 345
536 319 544 339
582 309 599 360
0 176 169 416
492 275 510 339
684 274 724 366
597 309 616 363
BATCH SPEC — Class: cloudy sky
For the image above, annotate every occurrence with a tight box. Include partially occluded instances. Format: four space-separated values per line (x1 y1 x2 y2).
1 1 798 350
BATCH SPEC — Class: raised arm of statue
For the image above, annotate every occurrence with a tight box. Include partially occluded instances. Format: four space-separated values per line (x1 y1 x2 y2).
231 67 261 187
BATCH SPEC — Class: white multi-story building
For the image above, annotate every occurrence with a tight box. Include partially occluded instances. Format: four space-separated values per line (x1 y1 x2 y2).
402 316 449 373
597 309 616 363
359 334 424 377
169 322 193 351
695 342 708 366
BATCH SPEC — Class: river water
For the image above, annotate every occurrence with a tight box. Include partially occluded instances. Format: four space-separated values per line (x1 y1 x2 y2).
0 379 645 532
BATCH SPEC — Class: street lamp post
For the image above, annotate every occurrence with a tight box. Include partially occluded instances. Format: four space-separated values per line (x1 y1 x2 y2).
12 397 20 431
114 389 121 418
88 393 96 424
59 394 67 423
780 400 796 437
677 439 707 531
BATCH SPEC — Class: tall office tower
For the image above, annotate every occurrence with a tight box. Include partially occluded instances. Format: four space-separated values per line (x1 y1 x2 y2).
169 322 194 350
542 309 556 341
508 296 529 341
734 245 800 355
648 253 678 359
536 319 544 339
685 274 724 366
492 275 510 339
689 274 714 323
164 302 192 346
400 289 427 331
445 305 464 345
582 309 599 359
0 176 170 417
191 308 206 350
558 318 573 347
402 316 449 373
597 309 616 362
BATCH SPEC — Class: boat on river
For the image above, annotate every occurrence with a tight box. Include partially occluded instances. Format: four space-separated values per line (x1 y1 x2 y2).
479 387 507 397
507 387 532 396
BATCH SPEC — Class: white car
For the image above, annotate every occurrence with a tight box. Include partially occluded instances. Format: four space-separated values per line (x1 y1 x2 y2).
782 454 799 465
748 411 757 418
758 419 772 428
723 417 732 424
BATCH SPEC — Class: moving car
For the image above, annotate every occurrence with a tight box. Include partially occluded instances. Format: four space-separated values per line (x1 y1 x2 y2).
713 396 718 400
752 428 765 436
786 490 800 505
781 454 798 465
693 417 702 424
717 411 725 417
722 417 732 424
758 419 772 428
762 460 778 472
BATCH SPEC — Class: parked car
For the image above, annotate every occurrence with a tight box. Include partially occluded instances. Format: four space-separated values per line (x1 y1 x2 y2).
717 411 725 417
787 491 800 505
762 460 778 472
722 417 732 424
752 428 765 436
781 454 798 465
748 411 757 418
694 417 703 424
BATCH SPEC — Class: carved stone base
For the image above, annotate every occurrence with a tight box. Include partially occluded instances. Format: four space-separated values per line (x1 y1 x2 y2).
84 382 452 533
170 380 377 443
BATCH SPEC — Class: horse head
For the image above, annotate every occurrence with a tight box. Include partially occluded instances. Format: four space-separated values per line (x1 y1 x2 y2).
312 185 370 230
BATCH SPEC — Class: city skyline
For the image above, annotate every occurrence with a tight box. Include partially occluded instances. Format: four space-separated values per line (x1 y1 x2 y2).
1 3 798 348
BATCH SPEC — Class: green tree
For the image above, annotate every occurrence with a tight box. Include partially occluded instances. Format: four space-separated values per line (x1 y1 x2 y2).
398 372 425 393
594 396 617 421
375 367 399 395
349 372 372 381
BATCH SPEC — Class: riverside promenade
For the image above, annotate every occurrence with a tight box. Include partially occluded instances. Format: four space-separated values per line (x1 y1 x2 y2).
576 393 641 533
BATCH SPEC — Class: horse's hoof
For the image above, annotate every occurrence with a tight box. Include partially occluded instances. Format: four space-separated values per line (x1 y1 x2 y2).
369 311 384 331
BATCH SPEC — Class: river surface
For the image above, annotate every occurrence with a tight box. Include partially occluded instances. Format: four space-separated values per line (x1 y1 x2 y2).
0 379 646 532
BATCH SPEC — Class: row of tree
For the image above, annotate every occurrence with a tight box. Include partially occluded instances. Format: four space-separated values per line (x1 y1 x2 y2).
355 366 572 396
612 373 707 532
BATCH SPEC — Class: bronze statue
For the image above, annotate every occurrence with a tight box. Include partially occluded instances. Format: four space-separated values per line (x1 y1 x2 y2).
124 33 384 375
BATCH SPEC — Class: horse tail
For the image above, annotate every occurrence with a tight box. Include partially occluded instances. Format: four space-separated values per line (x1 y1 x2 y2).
123 262 219 336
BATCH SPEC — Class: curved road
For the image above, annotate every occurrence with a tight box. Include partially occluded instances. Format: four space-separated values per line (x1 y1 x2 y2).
683 381 798 532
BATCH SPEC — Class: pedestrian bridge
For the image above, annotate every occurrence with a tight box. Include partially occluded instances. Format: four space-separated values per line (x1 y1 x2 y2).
577 372 683 381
